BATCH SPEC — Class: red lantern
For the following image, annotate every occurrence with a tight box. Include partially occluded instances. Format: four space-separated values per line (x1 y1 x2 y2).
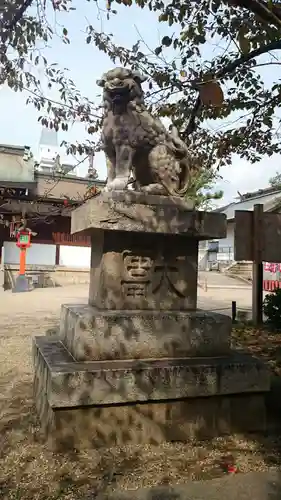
16 231 31 249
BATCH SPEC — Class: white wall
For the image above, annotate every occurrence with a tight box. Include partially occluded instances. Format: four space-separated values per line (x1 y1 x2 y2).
216 222 235 262
4 242 91 268
59 245 91 268
198 248 208 270
3 242 56 265
218 221 234 251
0 152 34 183
217 250 234 262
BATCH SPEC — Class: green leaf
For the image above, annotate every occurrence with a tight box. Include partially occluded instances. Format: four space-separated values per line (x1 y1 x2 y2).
162 35 172 47
1 0 281 181
159 13 168 22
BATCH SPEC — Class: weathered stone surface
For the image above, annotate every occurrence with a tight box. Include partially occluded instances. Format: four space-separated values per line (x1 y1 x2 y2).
33 190 269 450
60 304 232 360
33 336 270 409
71 191 227 238
98 66 196 198
46 394 267 450
88 229 199 310
33 338 267 450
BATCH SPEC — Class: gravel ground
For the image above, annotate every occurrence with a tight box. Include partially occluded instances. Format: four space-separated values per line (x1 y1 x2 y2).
0 286 280 500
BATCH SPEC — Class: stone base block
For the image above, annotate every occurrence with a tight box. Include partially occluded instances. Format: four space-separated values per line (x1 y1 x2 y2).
59 304 232 361
12 274 32 293
33 336 270 450
38 391 267 451
71 190 227 238
71 192 227 312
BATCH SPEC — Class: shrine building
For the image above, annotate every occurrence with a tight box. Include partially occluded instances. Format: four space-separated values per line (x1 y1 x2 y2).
0 138 105 290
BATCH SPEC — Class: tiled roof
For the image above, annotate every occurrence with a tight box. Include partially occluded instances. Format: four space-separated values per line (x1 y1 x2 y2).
218 190 281 220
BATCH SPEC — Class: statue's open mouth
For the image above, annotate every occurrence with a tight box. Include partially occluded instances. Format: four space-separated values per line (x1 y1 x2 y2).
108 86 130 103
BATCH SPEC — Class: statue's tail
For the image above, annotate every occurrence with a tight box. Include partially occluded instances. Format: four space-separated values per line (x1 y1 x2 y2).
160 158 191 197
168 126 192 196
170 126 189 156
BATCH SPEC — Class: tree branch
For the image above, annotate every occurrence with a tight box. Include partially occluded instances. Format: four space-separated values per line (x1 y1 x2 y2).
216 38 281 78
227 0 281 28
184 96 202 137
2 0 34 31
184 38 281 137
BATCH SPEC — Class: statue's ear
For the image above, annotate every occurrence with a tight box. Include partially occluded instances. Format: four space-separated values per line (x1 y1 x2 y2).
96 76 106 87
132 70 147 83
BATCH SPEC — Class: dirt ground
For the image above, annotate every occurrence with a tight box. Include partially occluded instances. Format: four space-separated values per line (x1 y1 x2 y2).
0 286 281 500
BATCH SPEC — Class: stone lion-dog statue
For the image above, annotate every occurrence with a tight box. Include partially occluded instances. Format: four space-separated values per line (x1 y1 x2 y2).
97 67 195 197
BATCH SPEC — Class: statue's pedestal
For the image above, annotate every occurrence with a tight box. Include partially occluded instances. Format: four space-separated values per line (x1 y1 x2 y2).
13 274 31 293
33 192 270 449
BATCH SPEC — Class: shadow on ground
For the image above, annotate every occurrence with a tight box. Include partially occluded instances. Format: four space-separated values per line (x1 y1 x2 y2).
2 323 281 499
0 378 144 499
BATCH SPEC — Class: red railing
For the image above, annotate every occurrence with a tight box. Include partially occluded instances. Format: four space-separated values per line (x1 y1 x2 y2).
52 232 91 246
263 280 281 291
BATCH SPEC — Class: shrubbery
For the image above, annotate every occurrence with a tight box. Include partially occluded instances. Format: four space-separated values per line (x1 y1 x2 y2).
263 288 281 330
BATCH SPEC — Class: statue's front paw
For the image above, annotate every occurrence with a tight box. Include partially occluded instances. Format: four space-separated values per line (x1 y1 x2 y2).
106 177 128 191
141 183 167 195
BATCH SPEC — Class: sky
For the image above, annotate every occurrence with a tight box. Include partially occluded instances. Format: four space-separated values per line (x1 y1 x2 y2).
0 0 281 205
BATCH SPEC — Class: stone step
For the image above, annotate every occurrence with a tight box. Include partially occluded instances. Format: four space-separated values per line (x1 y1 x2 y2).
33 336 270 408
33 335 270 450
59 304 232 361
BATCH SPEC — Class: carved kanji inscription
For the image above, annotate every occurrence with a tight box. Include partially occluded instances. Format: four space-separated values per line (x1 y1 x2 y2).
152 255 188 297
122 252 153 299
121 250 189 300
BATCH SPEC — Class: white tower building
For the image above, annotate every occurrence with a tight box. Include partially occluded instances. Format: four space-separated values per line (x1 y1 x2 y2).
37 128 59 173
37 127 77 176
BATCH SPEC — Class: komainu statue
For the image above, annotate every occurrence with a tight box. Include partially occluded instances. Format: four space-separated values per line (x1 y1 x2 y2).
97 67 195 197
